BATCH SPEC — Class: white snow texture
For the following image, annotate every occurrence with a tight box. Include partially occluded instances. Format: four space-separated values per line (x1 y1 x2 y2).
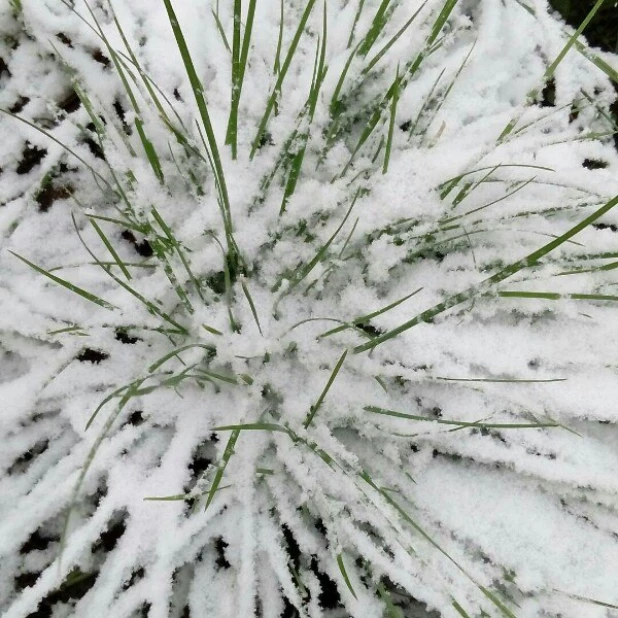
1 0 618 617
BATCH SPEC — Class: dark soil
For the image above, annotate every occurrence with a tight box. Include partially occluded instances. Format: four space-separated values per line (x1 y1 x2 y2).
549 1 618 53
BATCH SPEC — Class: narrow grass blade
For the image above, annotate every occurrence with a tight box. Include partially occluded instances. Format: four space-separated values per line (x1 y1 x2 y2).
498 291 618 303
10 251 117 311
554 590 618 610
250 0 318 159
151 206 205 302
59 376 145 570
336 553 357 599
87 217 132 280
360 469 517 618
72 214 189 334
451 600 472 617
438 164 553 200
365 406 560 430
162 0 238 261
0 109 111 190
211 8 231 53
363 2 427 74
277 189 360 297
357 0 393 57
85 1 164 182
226 0 257 158
544 0 607 83
304 349 348 428
319 287 422 338
280 3 328 213
240 277 263 335
354 193 618 353
274 0 285 74
479 587 517 618
205 429 240 509
383 64 400 174
147 343 216 373
346 0 365 49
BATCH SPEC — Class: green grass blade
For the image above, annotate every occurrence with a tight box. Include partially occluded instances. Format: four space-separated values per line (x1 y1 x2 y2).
151 206 206 302
277 189 359 296
280 3 328 213
365 406 560 430
250 0 318 159
211 7 232 52
451 600 473 617
10 251 117 311
347 0 366 49
304 349 348 428
226 0 257 158
498 291 618 303
319 287 422 338
240 277 263 335
383 64 400 174
336 553 357 599
87 216 132 281
84 1 164 182
357 0 393 57
274 0 285 74
363 2 427 74
354 193 618 354
205 429 240 510
161 0 239 261
71 214 189 334
544 0 607 83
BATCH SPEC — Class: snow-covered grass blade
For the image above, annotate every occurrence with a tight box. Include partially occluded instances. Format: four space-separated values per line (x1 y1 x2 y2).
2 1 618 617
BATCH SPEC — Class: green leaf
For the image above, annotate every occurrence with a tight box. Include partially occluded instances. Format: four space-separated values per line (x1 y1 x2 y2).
10 251 117 311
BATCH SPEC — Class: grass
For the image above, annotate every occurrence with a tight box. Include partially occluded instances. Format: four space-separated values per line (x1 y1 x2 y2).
2 0 618 616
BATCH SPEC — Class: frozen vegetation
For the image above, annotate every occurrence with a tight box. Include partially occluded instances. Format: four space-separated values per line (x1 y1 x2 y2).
1 0 618 616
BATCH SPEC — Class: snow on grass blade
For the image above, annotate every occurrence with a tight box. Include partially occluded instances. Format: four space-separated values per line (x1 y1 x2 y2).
83 1 164 183
280 3 328 214
250 0 318 159
355 193 618 353
364 406 561 430
204 429 240 510
303 349 348 428
71 214 189 335
319 287 422 338
9 252 117 311
226 0 257 159
336 552 357 599
161 0 240 267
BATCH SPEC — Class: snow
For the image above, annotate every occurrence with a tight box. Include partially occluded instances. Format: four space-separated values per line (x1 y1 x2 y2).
2 0 618 616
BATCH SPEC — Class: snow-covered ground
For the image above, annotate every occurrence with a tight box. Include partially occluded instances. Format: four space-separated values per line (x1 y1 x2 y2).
2 1 618 617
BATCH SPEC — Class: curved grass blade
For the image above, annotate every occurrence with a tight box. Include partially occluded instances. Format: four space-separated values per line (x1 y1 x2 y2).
336 552 357 599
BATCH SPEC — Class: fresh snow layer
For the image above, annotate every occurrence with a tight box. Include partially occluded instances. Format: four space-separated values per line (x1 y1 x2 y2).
1 0 618 617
